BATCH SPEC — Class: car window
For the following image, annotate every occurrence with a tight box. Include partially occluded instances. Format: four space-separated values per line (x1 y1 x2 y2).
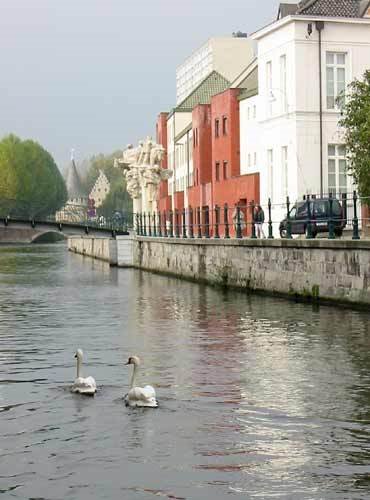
313 200 328 218
289 206 297 218
297 202 307 216
332 200 341 216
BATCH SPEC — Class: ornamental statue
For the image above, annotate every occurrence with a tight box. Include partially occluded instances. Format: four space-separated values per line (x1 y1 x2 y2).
114 137 172 214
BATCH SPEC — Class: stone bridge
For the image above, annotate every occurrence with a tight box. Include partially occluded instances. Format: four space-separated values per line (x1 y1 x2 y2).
0 218 128 244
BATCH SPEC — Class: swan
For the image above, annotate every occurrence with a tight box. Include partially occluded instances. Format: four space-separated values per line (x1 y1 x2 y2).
71 349 97 396
124 355 158 408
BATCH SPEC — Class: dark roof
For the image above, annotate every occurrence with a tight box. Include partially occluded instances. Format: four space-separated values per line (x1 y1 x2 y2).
176 71 231 111
297 0 364 17
278 3 299 19
65 159 86 198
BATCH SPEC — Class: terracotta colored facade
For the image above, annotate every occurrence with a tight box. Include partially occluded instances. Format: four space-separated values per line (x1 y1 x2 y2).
156 112 171 211
156 89 260 236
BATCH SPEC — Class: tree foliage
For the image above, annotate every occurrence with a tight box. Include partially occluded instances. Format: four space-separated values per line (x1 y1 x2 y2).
0 134 68 216
82 151 132 218
339 70 370 204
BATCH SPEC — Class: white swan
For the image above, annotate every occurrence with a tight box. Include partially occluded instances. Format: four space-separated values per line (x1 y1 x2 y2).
71 349 97 396
124 355 158 408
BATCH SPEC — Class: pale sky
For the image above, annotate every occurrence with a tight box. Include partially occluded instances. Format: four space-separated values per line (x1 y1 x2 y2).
0 0 283 168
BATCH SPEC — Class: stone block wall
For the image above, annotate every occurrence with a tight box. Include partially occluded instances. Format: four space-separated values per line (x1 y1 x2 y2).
68 236 117 265
133 237 370 306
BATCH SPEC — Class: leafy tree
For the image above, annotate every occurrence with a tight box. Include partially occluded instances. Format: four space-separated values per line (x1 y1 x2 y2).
82 151 133 219
0 134 67 217
339 70 370 204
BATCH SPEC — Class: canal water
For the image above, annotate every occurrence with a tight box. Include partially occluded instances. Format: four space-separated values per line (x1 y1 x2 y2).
1 244 370 499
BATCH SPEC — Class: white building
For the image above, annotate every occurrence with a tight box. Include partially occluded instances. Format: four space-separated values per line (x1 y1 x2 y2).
176 36 254 104
239 0 370 235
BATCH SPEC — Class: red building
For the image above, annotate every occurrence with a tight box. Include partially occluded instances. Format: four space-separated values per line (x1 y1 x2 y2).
156 74 259 237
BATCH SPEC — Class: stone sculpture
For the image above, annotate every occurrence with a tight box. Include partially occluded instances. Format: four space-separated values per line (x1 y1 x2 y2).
114 137 172 214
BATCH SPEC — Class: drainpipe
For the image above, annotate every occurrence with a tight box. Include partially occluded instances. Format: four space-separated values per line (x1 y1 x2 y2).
316 20 324 198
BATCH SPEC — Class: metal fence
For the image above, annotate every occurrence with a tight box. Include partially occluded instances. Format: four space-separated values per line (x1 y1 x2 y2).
134 192 369 241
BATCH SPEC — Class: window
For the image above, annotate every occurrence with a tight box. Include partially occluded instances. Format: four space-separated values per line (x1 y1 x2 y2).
280 54 287 113
215 162 220 181
223 161 228 179
253 105 257 119
281 146 288 198
267 149 274 201
222 116 228 135
328 144 347 194
326 52 346 109
266 61 272 116
248 153 251 168
247 107 250 120
254 152 257 166
215 119 220 138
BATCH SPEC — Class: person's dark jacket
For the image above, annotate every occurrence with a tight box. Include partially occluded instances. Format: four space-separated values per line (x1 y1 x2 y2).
254 208 265 223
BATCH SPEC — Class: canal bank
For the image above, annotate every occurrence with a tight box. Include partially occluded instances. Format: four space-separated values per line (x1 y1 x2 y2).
68 235 370 307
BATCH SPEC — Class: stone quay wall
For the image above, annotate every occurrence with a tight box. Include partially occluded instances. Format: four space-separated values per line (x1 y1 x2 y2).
133 237 370 306
68 236 118 265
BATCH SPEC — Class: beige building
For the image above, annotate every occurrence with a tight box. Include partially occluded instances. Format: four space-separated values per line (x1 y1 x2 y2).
89 170 110 208
176 36 255 104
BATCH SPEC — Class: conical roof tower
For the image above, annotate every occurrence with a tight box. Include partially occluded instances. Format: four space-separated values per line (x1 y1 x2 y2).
65 154 86 200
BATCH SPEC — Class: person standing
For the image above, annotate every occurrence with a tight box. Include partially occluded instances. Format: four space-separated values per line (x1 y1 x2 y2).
254 205 265 238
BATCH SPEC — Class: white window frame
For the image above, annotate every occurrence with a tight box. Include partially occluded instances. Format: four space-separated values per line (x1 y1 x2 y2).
327 144 347 195
326 52 346 110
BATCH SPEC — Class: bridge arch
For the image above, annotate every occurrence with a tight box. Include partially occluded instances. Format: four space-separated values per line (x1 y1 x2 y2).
31 231 66 244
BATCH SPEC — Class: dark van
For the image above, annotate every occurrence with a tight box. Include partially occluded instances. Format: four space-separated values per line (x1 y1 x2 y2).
279 198 345 238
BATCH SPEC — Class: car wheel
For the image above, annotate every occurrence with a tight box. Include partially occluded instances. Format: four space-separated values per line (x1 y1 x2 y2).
279 228 287 238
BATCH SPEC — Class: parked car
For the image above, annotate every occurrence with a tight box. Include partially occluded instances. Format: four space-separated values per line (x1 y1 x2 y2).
279 198 346 238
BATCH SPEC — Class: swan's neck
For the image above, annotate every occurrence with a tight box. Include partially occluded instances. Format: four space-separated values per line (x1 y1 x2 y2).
130 363 138 389
76 357 82 378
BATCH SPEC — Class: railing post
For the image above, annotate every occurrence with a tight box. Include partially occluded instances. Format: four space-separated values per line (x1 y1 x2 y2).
197 207 202 238
204 207 209 238
268 198 274 238
153 212 157 237
341 192 347 227
135 213 140 234
286 196 292 239
214 205 220 239
169 210 174 238
251 202 257 239
175 209 180 238
163 211 168 237
328 193 335 239
157 212 162 237
148 212 152 237
224 204 230 239
143 213 147 236
189 207 194 238
306 195 313 239
352 190 360 240
182 208 187 238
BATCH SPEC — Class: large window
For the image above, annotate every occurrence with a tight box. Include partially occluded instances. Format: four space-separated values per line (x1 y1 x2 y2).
222 116 228 135
267 149 274 202
280 54 287 113
281 146 288 198
223 161 228 180
328 144 347 194
326 52 346 109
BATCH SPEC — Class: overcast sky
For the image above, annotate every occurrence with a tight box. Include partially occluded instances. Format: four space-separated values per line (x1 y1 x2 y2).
0 0 283 168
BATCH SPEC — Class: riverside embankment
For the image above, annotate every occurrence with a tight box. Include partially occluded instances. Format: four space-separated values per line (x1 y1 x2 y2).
68 235 370 307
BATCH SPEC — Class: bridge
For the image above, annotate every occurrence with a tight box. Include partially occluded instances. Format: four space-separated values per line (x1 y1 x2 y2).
0 216 130 244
